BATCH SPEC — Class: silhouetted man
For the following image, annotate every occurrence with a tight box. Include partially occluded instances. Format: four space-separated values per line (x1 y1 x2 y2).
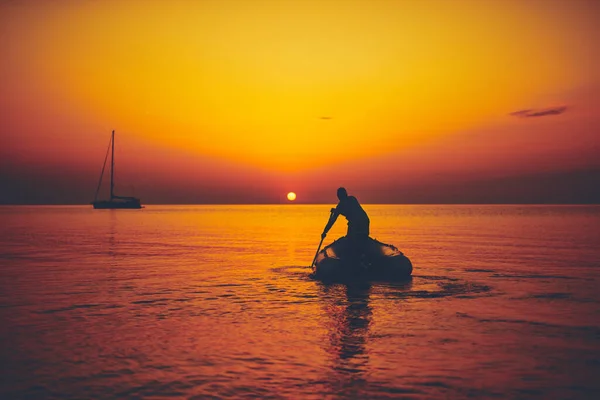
322 187 370 240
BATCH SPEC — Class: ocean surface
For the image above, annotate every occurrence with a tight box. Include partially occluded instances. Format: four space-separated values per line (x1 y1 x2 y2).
1 205 599 399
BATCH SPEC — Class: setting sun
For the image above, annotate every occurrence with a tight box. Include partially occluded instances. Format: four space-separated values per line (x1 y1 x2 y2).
286 192 296 201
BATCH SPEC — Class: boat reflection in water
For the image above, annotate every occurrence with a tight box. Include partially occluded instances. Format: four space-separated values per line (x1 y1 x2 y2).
91 130 142 209
321 283 373 397
319 280 413 397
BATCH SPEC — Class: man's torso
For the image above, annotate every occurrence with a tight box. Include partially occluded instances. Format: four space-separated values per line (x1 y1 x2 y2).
337 196 369 225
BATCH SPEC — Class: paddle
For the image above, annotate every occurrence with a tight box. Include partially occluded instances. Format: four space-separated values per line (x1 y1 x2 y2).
310 210 334 270
310 236 325 270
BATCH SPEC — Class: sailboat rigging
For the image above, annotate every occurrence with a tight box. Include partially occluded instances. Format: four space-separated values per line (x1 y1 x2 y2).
92 130 142 209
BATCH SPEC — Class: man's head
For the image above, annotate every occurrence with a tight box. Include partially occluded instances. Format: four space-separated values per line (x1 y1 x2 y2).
337 187 348 200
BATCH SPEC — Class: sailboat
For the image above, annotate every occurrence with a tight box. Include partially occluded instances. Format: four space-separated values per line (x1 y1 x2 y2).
92 130 143 209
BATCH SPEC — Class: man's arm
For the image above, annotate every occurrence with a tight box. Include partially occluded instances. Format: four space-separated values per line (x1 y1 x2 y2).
321 208 339 239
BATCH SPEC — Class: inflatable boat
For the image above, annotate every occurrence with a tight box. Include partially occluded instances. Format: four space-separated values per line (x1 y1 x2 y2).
312 236 413 283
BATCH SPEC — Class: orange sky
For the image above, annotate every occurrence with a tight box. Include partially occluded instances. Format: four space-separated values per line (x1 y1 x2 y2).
1 0 599 204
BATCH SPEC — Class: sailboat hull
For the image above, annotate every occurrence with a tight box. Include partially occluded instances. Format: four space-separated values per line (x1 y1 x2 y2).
92 200 142 209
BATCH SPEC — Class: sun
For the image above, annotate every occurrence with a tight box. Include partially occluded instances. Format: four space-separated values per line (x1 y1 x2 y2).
287 192 297 201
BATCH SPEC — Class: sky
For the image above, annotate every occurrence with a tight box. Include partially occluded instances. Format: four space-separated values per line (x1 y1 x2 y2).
1 0 599 204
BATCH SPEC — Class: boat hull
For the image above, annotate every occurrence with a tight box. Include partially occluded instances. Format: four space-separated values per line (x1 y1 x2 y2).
92 200 142 209
312 237 413 283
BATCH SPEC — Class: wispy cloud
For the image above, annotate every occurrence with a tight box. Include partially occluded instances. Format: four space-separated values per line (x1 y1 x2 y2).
510 106 568 118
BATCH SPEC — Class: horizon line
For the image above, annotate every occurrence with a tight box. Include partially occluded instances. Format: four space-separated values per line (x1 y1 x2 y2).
1 203 599 207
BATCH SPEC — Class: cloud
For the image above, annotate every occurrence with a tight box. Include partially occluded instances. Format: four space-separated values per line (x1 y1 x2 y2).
510 106 567 118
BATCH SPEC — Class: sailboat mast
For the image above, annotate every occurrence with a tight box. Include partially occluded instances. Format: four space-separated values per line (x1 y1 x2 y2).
110 130 115 199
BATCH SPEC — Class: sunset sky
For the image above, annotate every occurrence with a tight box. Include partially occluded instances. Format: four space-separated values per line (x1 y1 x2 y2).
1 0 599 204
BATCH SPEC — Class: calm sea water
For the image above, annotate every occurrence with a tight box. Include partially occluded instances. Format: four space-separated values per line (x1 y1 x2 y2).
1 205 599 399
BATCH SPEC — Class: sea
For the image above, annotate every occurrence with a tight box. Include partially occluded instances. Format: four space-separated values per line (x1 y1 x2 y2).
1 205 599 399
